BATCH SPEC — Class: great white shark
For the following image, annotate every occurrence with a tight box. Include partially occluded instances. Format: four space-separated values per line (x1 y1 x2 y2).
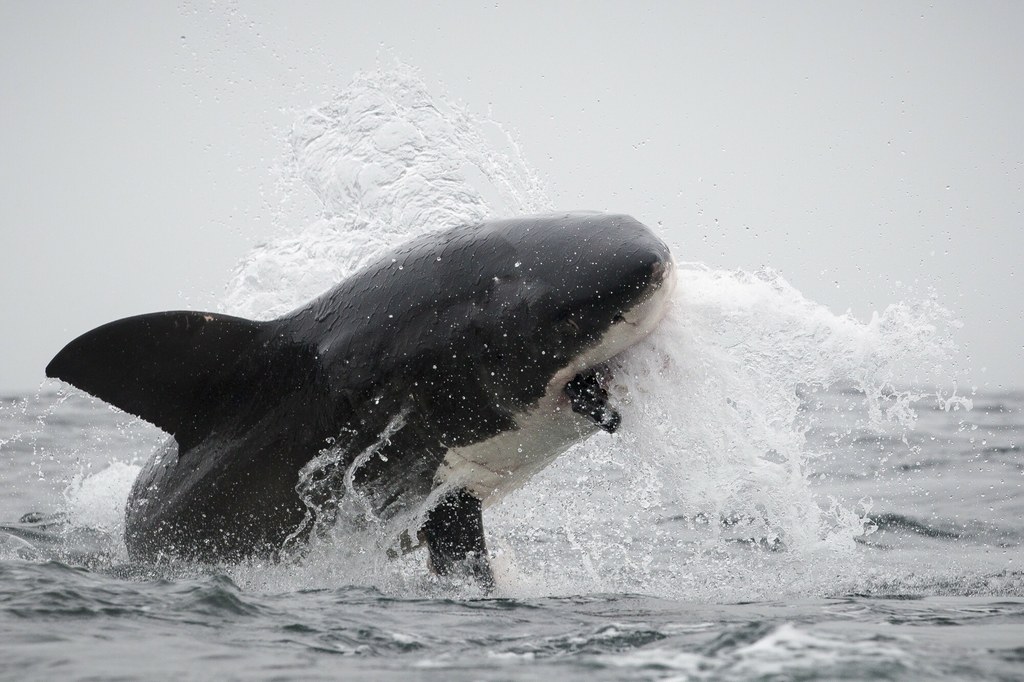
46 212 675 587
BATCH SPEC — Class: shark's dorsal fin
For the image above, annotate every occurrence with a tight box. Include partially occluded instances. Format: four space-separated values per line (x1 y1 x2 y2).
46 311 268 441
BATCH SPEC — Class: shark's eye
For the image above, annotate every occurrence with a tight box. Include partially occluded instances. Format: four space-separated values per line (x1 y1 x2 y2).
612 312 626 324
557 316 580 337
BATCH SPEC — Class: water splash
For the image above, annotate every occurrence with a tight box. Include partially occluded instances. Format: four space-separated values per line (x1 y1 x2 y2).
54 67 963 600
221 67 550 319
63 461 139 536
492 265 961 599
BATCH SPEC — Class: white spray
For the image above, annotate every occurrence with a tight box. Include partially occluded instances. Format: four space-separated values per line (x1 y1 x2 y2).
62 67 961 600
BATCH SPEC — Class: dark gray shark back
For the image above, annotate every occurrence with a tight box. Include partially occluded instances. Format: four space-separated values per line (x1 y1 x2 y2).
284 212 670 420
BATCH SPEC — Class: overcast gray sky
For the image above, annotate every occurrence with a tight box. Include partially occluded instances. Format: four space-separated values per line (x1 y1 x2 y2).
1 1 1021 393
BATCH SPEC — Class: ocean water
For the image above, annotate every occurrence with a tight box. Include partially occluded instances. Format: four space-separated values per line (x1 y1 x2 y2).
2 69 1021 680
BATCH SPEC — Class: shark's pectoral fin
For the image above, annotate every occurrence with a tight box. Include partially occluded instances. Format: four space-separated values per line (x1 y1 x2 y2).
45 311 275 445
420 487 494 590
565 368 621 433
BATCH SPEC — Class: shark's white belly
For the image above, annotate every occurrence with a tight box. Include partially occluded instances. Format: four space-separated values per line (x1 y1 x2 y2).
434 385 599 506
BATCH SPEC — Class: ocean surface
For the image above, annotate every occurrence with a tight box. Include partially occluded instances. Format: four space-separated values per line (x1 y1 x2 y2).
1 387 1021 680
2 69 1021 680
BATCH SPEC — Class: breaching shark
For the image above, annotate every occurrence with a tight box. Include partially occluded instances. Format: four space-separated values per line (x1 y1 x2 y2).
46 212 675 588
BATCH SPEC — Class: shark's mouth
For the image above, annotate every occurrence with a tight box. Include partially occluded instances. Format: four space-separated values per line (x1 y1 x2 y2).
564 365 620 433
552 256 677 435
